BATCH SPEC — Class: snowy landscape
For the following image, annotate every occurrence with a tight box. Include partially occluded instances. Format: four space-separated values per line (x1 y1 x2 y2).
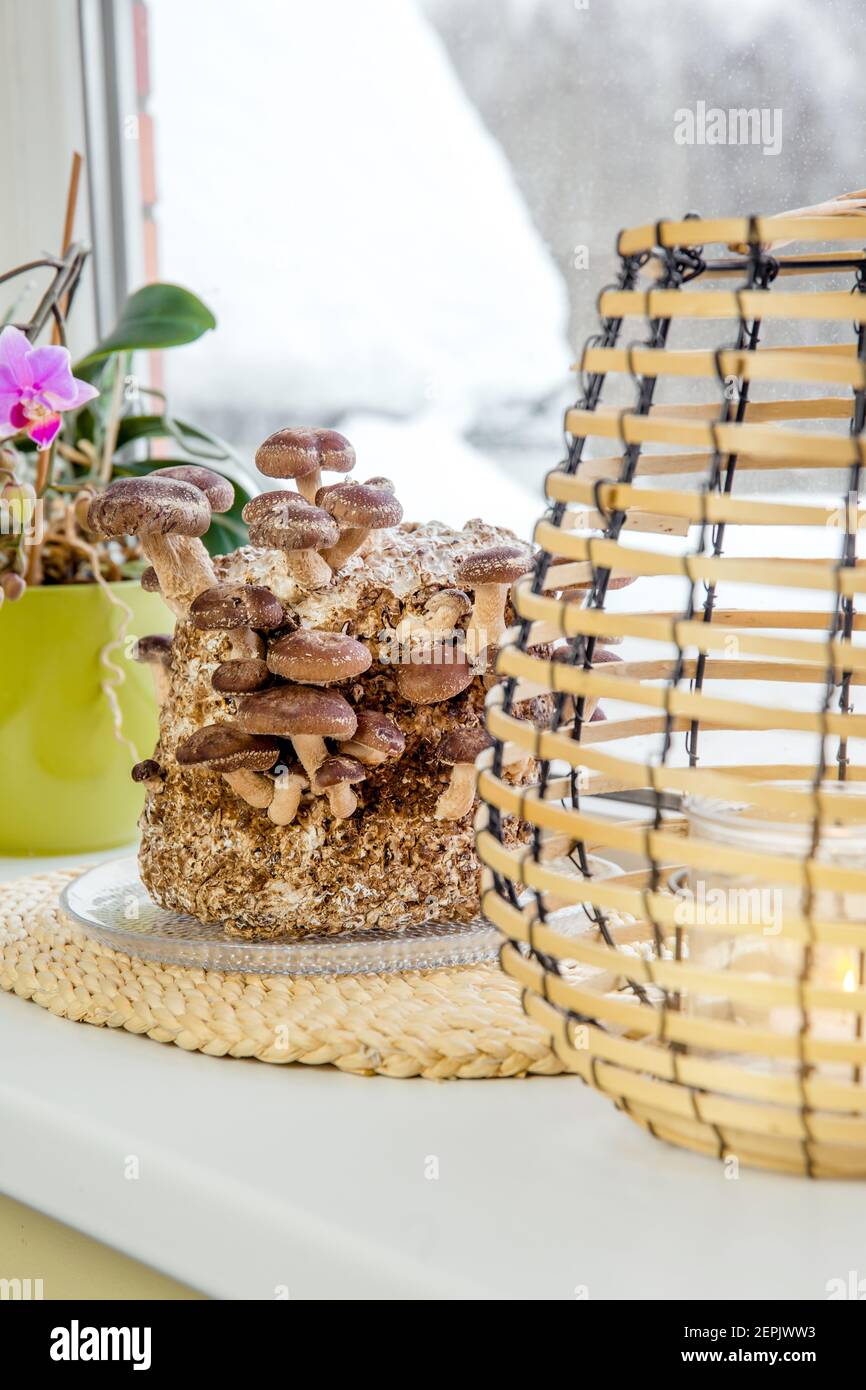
148 0 866 535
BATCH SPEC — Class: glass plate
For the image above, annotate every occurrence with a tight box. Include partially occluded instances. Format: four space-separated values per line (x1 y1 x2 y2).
60 855 507 977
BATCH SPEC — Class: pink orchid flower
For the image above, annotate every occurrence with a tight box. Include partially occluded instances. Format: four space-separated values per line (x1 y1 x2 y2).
0 324 99 449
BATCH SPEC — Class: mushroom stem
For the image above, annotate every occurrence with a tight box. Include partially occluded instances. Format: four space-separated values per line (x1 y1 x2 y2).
435 763 477 821
322 527 368 572
501 744 533 779
132 759 164 793
340 740 387 767
222 768 274 809
143 533 216 618
226 629 266 661
149 666 170 706
465 583 507 661
283 549 332 589
326 783 358 818
268 772 306 825
295 470 322 505
290 734 329 785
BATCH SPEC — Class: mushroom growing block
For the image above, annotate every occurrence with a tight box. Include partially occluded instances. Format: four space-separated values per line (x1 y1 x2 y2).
135 506 546 937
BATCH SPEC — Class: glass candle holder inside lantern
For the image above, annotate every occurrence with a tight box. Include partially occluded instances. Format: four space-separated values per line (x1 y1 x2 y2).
677 789 866 1056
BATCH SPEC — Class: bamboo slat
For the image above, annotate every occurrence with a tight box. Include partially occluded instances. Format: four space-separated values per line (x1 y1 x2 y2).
478 209 866 1177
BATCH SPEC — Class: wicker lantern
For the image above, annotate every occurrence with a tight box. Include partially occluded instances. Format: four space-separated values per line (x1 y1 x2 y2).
477 199 866 1178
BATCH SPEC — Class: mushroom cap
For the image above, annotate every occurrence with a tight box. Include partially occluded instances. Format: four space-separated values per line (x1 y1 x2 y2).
552 644 623 667
349 709 405 759
555 564 636 594
395 647 474 704
318 481 403 529
313 755 367 791
255 427 355 481
140 566 161 593
247 499 339 553
134 633 173 666
176 724 281 772
158 465 234 514
211 658 271 693
131 758 163 783
190 583 284 630
457 544 529 587
237 685 358 739
267 629 372 683
1 572 26 601
363 476 396 493
88 476 211 538
242 490 310 526
424 587 472 619
438 727 493 764
273 761 308 786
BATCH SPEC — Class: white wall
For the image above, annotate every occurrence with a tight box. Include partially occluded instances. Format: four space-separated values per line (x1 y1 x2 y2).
0 0 97 355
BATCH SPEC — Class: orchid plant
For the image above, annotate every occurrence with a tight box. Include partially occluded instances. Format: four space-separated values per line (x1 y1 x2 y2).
0 326 98 448
0 273 252 597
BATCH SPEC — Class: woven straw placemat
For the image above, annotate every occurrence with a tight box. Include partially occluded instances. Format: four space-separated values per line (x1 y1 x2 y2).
0 871 563 1079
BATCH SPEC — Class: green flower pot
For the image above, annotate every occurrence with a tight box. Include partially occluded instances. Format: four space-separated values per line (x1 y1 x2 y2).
0 581 172 855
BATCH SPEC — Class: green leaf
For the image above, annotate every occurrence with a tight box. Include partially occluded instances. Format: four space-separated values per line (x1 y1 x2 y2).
114 414 176 449
75 283 216 371
205 508 250 559
114 413 246 469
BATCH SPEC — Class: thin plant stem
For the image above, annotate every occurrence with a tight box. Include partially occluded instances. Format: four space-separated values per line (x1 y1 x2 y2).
99 360 126 483
52 152 83 346
34 446 53 494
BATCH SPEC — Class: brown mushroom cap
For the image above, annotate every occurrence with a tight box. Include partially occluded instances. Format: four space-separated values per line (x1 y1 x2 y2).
457 545 529 587
551 559 636 594
0 572 26 601
212 658 271 693
140 566 161 593
313 755 366 791
363 476 396 493
439 727 493 764
131 758 163 783
88 476 211 538
242 490 310 526
134 633 173 666
552 645 623 667
348 710 405 759
317 481 403 529
255 428 355 482
247 500 338 553
267 630 372 684
236 685 358 739
190 583 284 630
158 465 234 514
396 647 474 704
176 725 281 772
424 588 472 620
